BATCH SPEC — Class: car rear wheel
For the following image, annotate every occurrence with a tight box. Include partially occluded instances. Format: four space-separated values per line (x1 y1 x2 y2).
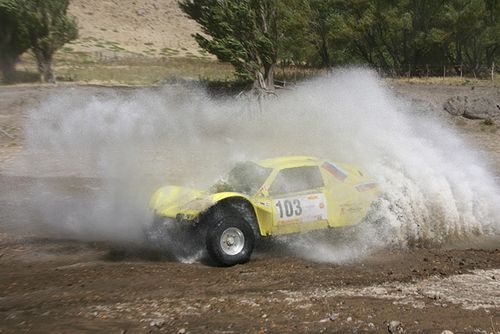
206 216 255 266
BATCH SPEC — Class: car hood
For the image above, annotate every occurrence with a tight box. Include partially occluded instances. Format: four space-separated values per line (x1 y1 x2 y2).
149 186 214 219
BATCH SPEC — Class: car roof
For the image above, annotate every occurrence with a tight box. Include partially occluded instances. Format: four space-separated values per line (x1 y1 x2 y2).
257 156 323 169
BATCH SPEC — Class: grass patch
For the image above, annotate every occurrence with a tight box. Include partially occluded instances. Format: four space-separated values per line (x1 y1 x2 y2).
47 56 235 85
185 52 199 58
14 50 330 86
482 118 495 126
159 48 180 57
81 36 99 42
391 75 500 87
143 49 158 56
108 45 126 52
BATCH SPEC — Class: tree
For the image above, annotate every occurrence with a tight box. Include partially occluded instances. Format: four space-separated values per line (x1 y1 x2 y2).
179 0 278 90
277 0 315 66
443 0 500 74
22 0 78 83
327 0 412 73
0 0 30 83
483 0 500 65
278 0 338 68
309 0 337 67
325 0 498 75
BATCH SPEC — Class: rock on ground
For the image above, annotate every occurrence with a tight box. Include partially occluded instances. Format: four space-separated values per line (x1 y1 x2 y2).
444 96 500 119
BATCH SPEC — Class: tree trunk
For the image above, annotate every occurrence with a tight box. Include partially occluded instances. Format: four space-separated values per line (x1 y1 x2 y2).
253 63 275 91
34 50 55 83
318 33 330 68
264 63 274 90
0 55 17 84
253 70 264 90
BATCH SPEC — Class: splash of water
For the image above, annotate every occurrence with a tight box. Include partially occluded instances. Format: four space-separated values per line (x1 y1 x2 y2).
22 68 500 262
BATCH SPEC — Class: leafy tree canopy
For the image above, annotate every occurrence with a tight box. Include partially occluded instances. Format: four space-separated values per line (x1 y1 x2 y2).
180 0 278 89
22 0 78 82
0 0 77 83
0 0 30 83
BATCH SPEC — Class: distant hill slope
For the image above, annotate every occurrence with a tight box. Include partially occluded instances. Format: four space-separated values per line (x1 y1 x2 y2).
67 0 203 57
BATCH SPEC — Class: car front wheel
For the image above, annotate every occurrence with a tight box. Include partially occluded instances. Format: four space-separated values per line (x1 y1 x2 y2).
206 216 255 266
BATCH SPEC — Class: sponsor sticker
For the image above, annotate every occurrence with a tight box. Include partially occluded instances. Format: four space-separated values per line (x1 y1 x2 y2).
274 193 327 223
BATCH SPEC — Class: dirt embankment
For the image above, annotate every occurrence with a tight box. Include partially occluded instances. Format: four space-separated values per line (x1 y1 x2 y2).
67 0 202 57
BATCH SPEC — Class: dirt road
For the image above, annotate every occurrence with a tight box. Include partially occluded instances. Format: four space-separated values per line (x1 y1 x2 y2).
0 83 499 333
0 231 499 334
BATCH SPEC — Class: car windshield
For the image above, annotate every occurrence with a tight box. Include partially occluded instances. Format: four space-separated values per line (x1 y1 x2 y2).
224 162 271 195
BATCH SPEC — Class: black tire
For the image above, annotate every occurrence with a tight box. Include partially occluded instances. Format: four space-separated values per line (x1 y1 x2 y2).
206 215 255 266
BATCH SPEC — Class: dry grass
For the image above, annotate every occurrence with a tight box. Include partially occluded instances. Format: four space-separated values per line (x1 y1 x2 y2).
12 51 323 86
15 51 234 85
54 61 234 85
10 50 500 87
391 75 500 87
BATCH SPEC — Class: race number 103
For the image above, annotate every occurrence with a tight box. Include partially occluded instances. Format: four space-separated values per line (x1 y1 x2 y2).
275 199 302 219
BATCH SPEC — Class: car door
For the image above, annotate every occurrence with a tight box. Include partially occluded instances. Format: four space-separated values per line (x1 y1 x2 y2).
268 166 329 235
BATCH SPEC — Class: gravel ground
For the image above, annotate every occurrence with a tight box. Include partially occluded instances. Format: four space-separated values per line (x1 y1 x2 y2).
0 83 499 334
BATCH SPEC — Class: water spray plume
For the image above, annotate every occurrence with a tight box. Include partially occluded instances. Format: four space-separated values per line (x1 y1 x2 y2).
21 68 499 262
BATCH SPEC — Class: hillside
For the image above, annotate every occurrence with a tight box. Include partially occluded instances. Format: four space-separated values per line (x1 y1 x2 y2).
67 0 203 58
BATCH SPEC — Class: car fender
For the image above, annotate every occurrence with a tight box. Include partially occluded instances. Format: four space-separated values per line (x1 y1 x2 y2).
209 192 273 236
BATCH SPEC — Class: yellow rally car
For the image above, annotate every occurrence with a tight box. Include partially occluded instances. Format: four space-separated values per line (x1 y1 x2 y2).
148 156 379 266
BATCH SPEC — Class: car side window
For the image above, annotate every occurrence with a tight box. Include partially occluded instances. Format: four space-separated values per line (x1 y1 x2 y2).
269 166 324 196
